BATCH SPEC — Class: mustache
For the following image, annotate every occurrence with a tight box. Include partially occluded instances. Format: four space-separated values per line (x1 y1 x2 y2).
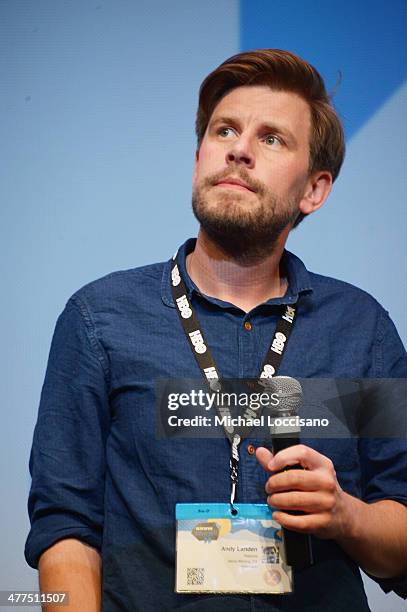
202 168 265 195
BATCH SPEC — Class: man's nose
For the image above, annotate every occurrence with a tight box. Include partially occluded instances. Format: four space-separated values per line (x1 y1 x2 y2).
225 137 255 169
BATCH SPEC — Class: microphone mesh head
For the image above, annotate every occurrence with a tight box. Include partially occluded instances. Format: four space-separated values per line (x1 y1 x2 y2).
270 376 303 416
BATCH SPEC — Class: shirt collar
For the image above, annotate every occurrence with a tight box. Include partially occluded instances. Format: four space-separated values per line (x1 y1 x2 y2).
161 238 313 308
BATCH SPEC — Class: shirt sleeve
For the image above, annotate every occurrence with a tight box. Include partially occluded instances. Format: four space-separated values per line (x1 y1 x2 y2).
25 296 111 569
358 308 407 598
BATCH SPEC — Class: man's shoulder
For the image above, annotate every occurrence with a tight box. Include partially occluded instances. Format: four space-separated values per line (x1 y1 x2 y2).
305 268 389 320
309 270 378 298
287 250 387 314
68 259 168 309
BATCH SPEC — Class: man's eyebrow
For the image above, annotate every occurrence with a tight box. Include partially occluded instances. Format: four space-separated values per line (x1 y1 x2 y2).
209 115 240 128
209 115 298 145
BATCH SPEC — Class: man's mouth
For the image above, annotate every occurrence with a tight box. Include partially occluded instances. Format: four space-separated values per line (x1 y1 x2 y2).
214 178 256 193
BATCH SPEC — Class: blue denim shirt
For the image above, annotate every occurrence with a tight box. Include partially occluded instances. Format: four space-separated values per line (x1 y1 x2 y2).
25 238 407 611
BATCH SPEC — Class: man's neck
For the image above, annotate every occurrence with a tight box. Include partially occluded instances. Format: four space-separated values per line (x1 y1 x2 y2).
185 230 288 313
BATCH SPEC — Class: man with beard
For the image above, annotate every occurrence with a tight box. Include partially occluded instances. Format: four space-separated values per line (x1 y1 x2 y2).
25 50 407 611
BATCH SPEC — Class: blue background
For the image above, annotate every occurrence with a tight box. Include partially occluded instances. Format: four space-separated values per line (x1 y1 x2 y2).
1 1 405 609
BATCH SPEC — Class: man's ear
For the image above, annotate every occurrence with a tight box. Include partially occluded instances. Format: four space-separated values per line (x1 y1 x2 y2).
192 149 200 183
299 171 333 216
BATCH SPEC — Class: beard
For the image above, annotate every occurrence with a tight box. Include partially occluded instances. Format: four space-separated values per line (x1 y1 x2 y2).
192 167 303 263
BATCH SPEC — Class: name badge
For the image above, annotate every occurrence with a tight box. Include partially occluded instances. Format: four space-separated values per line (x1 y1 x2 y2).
175 503 293 594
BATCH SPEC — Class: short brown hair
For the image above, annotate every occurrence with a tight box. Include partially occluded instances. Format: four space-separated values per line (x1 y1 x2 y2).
196 48 345 192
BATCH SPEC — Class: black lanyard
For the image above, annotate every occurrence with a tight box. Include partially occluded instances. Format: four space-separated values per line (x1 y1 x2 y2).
170 250 297 510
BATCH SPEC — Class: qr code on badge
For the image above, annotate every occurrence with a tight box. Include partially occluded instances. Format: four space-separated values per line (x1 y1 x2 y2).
187 567 205 585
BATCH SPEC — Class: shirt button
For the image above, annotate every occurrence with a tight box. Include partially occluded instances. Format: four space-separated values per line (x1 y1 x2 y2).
247 444 256 455
244 321 252 331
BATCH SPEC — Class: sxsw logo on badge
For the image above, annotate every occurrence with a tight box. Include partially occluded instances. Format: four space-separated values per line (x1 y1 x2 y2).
192 522 219 542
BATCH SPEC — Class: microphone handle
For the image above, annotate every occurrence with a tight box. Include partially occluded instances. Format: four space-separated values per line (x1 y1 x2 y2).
271 435 313 569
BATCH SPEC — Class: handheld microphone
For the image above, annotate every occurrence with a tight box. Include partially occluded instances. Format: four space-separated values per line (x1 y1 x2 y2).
263 376 313 569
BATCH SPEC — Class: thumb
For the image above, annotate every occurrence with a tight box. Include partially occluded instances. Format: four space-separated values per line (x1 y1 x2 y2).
255 446 274 471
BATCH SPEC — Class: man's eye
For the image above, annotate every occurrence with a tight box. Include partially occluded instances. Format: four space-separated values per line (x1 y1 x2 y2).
218 127 235 138
264 134 282 146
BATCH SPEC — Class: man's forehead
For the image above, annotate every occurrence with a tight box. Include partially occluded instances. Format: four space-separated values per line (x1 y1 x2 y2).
209 85 311 133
